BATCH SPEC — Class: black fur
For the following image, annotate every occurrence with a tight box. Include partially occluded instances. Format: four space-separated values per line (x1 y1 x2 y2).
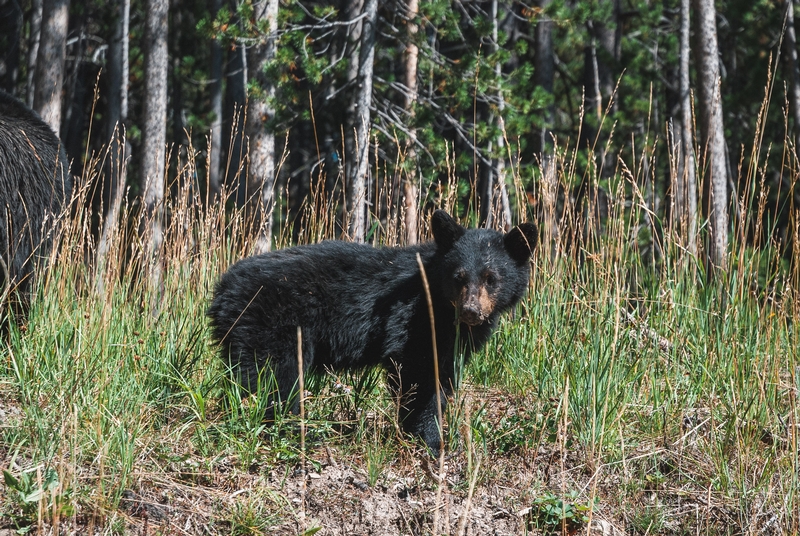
0 90 71 314
208 210 538 453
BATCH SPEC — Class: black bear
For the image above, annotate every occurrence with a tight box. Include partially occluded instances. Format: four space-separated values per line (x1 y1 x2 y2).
0 90 71 314
208 210 537 452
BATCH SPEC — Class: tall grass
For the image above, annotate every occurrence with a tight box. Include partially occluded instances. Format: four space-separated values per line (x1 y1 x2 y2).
0 95 798 534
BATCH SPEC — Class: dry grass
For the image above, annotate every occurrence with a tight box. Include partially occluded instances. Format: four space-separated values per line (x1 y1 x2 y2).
0 103 798 535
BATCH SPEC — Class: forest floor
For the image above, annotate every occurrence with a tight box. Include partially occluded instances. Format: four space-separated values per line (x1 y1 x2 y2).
2 381 774 535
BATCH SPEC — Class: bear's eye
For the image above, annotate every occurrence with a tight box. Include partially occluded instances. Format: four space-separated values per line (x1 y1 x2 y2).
454 272 467 286
485 272 498 286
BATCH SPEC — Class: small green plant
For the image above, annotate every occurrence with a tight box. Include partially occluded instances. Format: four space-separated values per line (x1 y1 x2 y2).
227 496 280 535
365 440 392 487
629 504 666 533
492 406 557 454
2 467 73 529
527 491 596 535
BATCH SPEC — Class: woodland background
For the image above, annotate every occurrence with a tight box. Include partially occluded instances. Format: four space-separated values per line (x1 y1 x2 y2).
0 0 795 262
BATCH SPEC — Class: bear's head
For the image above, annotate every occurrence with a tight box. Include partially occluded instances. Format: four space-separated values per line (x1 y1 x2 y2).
431 210 538 326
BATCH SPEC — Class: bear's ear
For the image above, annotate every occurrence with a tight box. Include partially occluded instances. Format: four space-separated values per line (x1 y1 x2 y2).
503 222 538 264
431 210 466 251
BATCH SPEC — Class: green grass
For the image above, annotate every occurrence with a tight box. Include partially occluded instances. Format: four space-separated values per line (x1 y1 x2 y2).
0 126 798 534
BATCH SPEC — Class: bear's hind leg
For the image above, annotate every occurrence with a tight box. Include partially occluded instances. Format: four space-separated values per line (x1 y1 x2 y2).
228 336 314 421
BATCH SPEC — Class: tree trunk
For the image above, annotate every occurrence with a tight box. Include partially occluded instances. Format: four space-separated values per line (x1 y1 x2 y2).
535 0 557 251
402 0 419 245
171 0 184 153
140 0 169 281
695 0 728 273
61 9 87 160
26 0 42 107
534 0 554 155
583 2 618 173
785 0 800 152
486 0 511 231
97 0 130 282
62 37 92 166
348 0 377 243
586 31 602 122
344 0 364 193
105 0 130 168
208 0 224 200
224 43 247 206
593 16 616 116
585 10 617 125
245 0 279 254
678 0 698 253
33 0 69 134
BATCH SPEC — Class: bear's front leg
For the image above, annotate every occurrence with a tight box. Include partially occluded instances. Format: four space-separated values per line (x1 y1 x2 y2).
390 368 451 456
411 386 452 456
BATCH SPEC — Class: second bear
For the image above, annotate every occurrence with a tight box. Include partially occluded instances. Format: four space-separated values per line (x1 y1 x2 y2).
0 90 71 316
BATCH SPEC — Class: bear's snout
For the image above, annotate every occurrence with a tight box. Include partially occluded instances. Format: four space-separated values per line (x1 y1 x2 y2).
459 303 485 326
458 284 495 326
